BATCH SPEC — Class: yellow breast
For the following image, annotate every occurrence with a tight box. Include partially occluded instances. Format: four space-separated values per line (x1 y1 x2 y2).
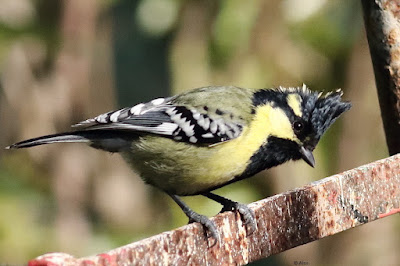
125 104 295 195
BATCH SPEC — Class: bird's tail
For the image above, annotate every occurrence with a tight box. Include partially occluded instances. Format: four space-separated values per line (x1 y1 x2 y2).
5 130 135 152
6 132 91 149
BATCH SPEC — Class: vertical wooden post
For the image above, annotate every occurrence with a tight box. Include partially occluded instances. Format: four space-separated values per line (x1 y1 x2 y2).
362 0 400 155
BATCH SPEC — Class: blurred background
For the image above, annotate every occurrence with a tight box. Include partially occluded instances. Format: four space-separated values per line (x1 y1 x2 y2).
0 0 396 265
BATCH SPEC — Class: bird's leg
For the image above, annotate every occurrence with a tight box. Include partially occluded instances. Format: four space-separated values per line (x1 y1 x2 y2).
168 194 219 246
202 192 257 235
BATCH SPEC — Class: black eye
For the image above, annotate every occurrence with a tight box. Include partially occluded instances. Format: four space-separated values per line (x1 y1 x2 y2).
293 120 304 132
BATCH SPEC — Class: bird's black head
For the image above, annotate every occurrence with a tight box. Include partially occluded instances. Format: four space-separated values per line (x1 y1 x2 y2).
252 84 351 168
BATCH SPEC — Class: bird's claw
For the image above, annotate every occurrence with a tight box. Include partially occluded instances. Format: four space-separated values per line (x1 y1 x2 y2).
221 201 257 235
188 213 220 247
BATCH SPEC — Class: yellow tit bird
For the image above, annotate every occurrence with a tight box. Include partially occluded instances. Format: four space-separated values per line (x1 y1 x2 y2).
6 84 351 243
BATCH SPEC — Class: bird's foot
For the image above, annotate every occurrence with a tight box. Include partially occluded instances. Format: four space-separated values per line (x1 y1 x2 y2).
220 200 257 235
188 212 219 247
202 192 257 236
168 193 219 247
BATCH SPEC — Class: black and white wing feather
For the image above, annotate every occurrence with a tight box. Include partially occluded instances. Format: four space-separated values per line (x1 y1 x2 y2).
73 97 244 145
74 97 177 135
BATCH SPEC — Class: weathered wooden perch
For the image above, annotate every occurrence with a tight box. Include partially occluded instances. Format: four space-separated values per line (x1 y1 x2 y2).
28 154 400 265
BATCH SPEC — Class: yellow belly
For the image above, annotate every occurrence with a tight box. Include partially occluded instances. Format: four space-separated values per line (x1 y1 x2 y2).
123 136 247 195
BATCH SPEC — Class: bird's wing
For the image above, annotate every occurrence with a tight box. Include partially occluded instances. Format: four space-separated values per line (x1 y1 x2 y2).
73 97 244 145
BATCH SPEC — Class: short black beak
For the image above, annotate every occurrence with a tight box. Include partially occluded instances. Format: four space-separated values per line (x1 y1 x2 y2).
299 146 315 168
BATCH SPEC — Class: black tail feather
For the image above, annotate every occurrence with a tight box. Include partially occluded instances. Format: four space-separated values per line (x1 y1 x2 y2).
6 132 90 149
6 130 138 152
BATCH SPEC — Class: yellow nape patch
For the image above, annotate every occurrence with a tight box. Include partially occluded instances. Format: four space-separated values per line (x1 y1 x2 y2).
287 93 302 117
